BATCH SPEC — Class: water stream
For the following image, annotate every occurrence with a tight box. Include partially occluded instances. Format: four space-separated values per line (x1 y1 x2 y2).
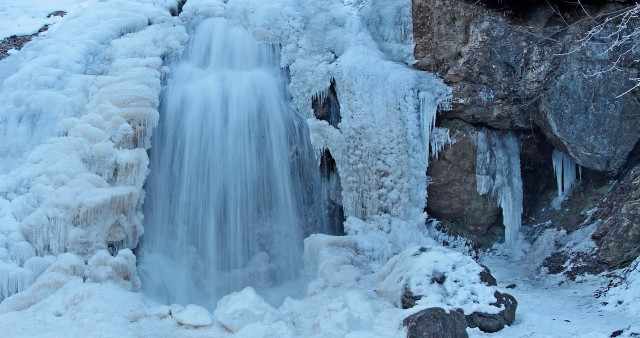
137 18 326 308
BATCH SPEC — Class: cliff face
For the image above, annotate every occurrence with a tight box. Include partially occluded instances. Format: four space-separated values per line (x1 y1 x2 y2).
415 0 640 269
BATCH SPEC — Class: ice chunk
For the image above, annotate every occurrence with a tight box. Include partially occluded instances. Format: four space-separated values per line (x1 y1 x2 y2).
171 304 212 327
214 287 282 333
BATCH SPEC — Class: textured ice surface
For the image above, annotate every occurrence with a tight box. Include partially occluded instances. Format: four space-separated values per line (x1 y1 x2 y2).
0 0 187 301
476 130 523 246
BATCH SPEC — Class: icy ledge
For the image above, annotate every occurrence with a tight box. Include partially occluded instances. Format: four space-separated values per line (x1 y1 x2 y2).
0 0 187 302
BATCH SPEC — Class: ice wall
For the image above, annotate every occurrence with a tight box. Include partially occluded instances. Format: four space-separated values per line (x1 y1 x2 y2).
476 130 523 246
0 1 186 301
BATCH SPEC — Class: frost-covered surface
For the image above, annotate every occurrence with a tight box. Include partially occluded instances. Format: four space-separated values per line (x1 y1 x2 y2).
0 0 186 301
475 130 523 246
605 256 640 319
478 244 639 338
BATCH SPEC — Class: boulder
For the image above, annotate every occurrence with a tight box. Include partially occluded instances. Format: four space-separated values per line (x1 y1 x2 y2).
427 119 500 234
404 307 468 338
465 291 517 333
478 265 497 286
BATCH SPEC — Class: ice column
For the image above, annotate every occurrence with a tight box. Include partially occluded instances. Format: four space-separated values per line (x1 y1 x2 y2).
552 148 580 198
476 130 523 246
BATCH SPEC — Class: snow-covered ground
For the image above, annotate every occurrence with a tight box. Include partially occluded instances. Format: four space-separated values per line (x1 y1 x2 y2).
0 0 638 337
0 0 89 39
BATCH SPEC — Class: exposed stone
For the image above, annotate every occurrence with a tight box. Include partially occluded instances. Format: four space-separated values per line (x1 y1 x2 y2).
465 291 517 333
402 287 422 309
404 307 469 338
413 0 640 174
592 162 640 269
479 264 497 286
427 119 500 234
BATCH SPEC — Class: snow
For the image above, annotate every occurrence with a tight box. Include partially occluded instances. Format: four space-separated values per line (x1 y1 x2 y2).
0 0 86 39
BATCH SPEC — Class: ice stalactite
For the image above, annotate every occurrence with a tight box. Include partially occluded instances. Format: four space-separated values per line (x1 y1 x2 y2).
476 130 523 246
430 127 454 160
552 149 581 208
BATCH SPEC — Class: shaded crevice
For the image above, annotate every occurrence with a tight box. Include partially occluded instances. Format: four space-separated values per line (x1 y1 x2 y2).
312 79 341 129
320 149 345 235
170 1 187 16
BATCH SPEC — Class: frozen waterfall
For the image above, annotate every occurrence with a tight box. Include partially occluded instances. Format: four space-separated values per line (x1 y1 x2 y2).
137 18 326 308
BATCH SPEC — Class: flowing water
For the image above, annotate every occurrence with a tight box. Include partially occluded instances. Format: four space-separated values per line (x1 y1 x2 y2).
138 18 327 308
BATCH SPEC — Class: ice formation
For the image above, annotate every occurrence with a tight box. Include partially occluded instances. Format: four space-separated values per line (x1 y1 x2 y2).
0 0 507 336
137 17 326 307
476 130 523 246
552 148 581 207
0 0 187 301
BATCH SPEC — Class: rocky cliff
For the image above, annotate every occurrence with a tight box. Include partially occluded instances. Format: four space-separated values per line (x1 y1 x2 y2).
415 0 640 270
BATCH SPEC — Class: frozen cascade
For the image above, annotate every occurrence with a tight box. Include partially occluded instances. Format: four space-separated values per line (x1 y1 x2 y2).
552 149 581 207
476 130 523 246
137 18 326 308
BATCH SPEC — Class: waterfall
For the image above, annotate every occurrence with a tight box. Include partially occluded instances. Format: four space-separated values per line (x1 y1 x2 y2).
137 18 326 308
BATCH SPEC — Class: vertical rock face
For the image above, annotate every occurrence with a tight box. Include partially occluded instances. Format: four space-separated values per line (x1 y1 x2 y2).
427 120 500 234
413 0 640 174
592 161 640 269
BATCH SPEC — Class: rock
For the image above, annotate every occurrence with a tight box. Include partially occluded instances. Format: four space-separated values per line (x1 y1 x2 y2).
402 287 422 310
479 265 497 286
171 304 213 327
536 60 640 173
427 120 500 234
413 0 640 174
592 162 640 269
465 291 517 333
404 307 468 338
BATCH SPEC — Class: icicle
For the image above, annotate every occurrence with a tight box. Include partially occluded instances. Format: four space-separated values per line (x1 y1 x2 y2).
475 130 494 196
429 127 454 160
419 91 438 163
552 149 580 200
475 130 523 247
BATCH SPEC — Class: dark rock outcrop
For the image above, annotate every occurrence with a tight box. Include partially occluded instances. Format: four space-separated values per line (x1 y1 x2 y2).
427 120 500 233
465 291 518 333
404 307 468 338
592 162 640 269
413 0 640 174
479 264 497 286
